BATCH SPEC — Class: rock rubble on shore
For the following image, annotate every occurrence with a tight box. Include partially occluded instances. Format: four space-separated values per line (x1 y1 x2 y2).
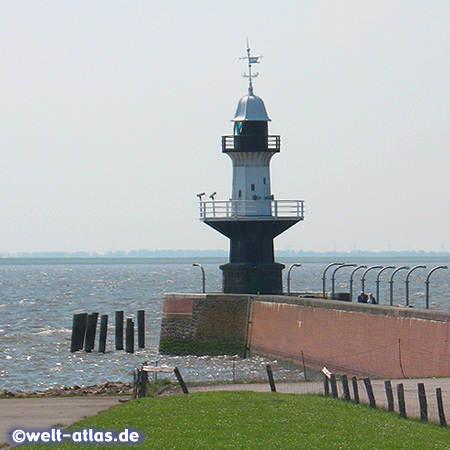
0 381 132 398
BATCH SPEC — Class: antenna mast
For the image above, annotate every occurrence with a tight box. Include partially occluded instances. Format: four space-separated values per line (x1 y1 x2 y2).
240 39 262 95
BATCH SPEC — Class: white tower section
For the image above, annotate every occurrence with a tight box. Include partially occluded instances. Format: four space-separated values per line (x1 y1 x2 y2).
229 94 275 215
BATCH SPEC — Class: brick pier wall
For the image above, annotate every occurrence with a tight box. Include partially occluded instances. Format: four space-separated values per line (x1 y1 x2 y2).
159 293 450 378
250 296 450 378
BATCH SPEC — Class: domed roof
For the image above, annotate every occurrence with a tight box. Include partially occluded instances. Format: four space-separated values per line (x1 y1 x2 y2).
232 94 271 122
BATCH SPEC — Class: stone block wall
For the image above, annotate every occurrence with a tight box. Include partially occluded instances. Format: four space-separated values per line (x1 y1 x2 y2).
159 293 249 356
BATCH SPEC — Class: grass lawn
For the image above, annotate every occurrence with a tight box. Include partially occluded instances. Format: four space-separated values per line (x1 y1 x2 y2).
21 391 450 449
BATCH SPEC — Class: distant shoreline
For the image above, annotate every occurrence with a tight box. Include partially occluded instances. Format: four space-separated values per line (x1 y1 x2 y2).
0 254 449 265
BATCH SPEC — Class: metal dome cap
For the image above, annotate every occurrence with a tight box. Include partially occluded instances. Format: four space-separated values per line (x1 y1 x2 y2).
232 94 271 122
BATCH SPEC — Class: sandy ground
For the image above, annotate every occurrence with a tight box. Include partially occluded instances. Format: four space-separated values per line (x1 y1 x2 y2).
2 377 450 446
0 396 129 446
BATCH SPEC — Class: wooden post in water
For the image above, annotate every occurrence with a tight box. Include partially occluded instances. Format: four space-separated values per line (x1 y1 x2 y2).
363 378 376 409
352 376 359 404
330 374 338 398
70 313 87 352
115 311 124 350
341 375 350 401
84 312 99 352
125 318 134 353
418 383 428 422
174 367 189 394
98 314 108 353
385 380 394 412
397 383 407 418
436 388 447 427
266 364 276 392
137 310 145 349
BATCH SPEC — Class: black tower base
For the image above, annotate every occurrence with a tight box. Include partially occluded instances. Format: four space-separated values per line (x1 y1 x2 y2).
220 262 285 294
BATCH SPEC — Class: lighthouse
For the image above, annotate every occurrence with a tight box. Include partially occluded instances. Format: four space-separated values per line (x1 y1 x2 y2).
199 44 305 294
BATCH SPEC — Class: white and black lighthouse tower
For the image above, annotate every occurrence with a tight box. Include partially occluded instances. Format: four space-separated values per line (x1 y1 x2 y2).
199 44 305 294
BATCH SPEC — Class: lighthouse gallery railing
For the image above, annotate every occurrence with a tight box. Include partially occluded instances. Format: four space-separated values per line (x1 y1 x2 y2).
199 200 305 220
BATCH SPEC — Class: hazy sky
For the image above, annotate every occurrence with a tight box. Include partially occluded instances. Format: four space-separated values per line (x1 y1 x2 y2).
2 1 450 254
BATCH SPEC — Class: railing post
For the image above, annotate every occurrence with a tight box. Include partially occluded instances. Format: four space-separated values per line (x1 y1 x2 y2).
375 266 395 304
425 266 448 309
287 263 301 295
389 266 409 306
405 265 426 306
331 264 356 300
361 266 383 295
322 263 344 298
349 266 367 302
192 263 206 293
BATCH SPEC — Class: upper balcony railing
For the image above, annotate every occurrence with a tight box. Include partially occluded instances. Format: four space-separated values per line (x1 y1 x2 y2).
199 200 305 221
222 135 280 153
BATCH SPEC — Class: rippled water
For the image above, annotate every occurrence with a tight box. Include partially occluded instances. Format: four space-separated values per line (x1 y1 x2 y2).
0 258 449 391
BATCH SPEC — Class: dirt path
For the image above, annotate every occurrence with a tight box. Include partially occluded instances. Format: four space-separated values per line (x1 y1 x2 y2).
0 396 129 446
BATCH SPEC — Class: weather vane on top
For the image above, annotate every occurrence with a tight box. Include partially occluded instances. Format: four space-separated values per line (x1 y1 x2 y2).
240 39 262 95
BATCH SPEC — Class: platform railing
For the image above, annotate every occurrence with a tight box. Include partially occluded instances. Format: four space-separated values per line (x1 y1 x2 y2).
222 135 280 153
199 199 305 220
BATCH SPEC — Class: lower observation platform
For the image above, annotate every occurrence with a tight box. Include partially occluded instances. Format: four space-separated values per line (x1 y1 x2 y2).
199 199 305 295
199 199 305 221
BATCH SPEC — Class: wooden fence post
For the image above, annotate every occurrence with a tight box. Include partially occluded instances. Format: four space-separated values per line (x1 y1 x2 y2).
364 378 376 409
341 375 350 401
266 364 276 392
330 374 338 399
139 364 148 398
352 376 359 405
397 383 406 418
437 388 447 427
174 367 189 394
132 368 138 399
418 383 428 422
115 311 124 350
384 380 394 412
323 375 330 396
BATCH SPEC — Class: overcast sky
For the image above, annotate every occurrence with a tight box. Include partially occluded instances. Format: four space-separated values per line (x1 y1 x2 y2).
1 1 450 254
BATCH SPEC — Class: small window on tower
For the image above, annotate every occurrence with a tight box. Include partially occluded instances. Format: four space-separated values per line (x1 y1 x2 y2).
263 178 266 185
238 190 242 198
251 184 255 191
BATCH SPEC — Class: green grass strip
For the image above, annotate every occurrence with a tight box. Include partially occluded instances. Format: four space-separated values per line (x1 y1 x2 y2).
21 391 450 449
